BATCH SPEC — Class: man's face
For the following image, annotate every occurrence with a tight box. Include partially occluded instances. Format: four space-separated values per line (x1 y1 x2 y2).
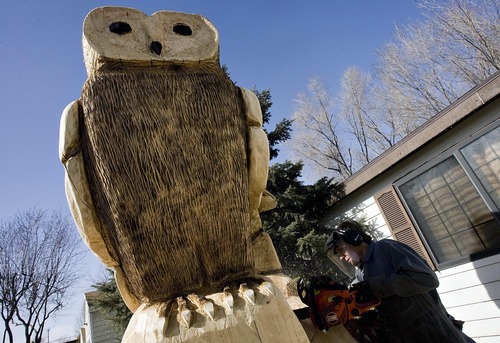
333 240 361 267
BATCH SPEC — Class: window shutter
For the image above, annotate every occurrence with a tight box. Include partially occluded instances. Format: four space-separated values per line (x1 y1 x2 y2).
374 186 436 270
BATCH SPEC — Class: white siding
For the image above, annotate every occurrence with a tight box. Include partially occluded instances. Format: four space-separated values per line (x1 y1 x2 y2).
80 292 124 343
89 308 123 343
437 254 500 342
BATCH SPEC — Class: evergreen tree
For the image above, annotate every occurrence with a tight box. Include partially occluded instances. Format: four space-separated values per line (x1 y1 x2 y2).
91 270 132 332
261 161 345 280
254 88 346 280
253 88 292 160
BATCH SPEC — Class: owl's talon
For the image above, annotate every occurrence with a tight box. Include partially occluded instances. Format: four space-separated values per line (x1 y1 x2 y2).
239 283 255 305
222 286 234 315
258 281 274 296
176 297 192 328
202 301 215 321
187 293 215 321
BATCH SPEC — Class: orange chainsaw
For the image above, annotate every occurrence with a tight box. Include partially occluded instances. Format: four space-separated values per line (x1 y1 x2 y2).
296 275 381 331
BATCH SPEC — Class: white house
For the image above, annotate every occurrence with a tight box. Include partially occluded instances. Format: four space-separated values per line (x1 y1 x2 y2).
322 71 500 343
79 291 124 343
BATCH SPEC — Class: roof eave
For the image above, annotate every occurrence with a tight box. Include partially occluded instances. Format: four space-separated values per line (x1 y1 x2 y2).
343 71 500 196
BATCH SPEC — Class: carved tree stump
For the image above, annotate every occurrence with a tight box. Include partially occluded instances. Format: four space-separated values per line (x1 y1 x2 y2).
122 278 309 343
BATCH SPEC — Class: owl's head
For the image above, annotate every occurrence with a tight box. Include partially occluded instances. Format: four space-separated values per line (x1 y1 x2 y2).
82 7 220 74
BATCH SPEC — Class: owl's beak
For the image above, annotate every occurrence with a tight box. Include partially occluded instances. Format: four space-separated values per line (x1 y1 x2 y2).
150 41 163 56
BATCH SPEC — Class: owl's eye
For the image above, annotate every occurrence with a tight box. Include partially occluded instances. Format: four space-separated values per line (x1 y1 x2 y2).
109 22 132 35
173 24 192 36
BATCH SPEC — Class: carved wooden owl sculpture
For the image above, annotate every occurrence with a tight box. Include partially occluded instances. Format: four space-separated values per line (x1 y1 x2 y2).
59 7 280 312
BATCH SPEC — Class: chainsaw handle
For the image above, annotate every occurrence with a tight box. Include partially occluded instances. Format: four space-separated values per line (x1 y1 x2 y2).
297 278 309 306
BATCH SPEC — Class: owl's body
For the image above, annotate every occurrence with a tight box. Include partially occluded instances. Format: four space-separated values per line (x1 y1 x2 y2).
81 64 252 301
60 7 280 309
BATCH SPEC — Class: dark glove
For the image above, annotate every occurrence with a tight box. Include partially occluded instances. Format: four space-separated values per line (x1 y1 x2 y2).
350 281 377 305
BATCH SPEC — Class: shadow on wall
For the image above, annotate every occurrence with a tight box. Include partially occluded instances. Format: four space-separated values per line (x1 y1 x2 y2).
473 259 500 310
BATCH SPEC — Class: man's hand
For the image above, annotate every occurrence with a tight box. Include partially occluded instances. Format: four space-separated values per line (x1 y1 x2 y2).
350 281 378 305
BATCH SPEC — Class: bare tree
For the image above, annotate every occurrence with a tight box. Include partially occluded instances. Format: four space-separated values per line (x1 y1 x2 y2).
339 67 373 165
376 0 499 128
291 76 355 179
291 70 392 180
339 66 402 164
290 0 499 180
0 209 81 343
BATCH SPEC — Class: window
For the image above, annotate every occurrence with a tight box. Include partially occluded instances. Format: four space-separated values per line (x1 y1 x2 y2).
397 125 500 268
460 126 500 209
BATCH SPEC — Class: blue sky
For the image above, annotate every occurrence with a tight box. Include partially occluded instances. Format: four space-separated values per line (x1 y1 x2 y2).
0 0 423 340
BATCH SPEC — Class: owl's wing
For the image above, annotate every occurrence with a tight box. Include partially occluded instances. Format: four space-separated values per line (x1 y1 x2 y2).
59 100 118 267
240 88 277 217
259 189 277 212
60 101 141 312
240 88 281 274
